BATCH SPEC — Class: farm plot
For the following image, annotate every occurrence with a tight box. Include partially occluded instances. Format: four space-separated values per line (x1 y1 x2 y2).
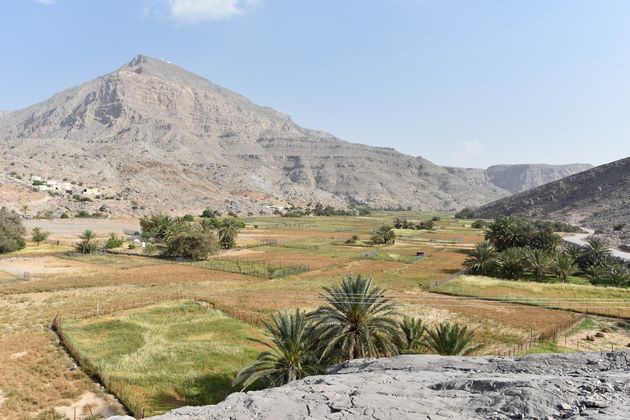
434 275 630 318
59 301 265 417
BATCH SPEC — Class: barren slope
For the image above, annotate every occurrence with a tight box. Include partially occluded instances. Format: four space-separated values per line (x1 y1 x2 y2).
474 157 630 244
0 55 510 215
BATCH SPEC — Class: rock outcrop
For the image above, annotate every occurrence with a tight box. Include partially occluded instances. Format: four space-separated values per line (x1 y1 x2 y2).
145 351 630 419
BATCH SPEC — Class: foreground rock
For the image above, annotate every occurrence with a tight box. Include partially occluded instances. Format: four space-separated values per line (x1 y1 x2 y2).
147 352 630 419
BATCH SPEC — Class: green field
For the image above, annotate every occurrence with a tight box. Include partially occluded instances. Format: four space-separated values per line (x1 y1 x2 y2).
61 301 265 416
435 275 630 318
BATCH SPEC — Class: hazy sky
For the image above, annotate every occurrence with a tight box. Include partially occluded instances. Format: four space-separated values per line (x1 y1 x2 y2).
1 0 629 168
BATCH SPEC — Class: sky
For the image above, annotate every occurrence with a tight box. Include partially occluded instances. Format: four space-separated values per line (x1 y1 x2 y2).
1 0 629 168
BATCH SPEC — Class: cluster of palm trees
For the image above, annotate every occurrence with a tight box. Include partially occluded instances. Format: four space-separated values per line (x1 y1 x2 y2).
234 275 480 390
139 214 242 259
464 237 629 286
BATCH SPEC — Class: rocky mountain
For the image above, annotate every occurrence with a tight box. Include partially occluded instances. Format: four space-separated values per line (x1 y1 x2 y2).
484 163 592 193
0 55 592 216
146 352 630 420
474 157 630 244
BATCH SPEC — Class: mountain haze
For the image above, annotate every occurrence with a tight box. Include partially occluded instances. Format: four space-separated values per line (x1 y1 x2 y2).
0 55 592 215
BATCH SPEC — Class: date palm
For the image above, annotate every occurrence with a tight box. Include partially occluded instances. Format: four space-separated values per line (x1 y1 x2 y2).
424 322 481 355
609 264 630 287
554 253 576 283
525 248 553 281
399 317 425 354
371 225 395 245
463 241 497 275
580 237 611 270
563 243 583 262
218 218 241 249
309 274 403 361
497 248 525 280
75 230 98 254
234 309 321 390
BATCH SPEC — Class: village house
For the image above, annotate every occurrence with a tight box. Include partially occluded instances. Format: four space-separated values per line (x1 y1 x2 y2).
82 187 100 196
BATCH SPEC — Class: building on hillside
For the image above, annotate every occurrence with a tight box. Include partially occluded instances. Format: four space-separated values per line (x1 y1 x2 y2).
36 185 49 191
55 182 73 193
82 187 100 196
31 175 42 182
46 179 58 187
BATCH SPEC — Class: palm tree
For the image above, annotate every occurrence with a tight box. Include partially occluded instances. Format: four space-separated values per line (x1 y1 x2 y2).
234 309 321 390
75 230 98 254
608 264 630 287
371 225 395 245
563 243 583 262
497 248 525 280
585 263 609 283
399 317 425 354
484 216 527 251
554 253 576 283
580 237 612 270
463 242 497 275
309 274 403 361
218 218 241 249
525 248 553 281
424 322 481 355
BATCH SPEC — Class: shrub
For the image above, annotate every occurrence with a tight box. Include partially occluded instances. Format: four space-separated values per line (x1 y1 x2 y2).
455 208 475 219
0 207 27 253
75 230 99 254
372 225 395 245
162 232 218 260
105 233 124 249
431 216 441 222
143 243 157 255
201 209 216 218
471 220 486 229
31 227 50 246
182 214 195 222
60 213 70 219
613 223 626 231
128 243 137 250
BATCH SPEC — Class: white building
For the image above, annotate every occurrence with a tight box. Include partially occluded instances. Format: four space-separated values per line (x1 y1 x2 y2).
46 180 58 187
82 187 100 196
31 175 42 182
36 185 49 192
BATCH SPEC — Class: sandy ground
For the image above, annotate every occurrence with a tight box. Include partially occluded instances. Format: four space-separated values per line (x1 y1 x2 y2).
24 218 140 240
0 256 87 277
54 391 121 419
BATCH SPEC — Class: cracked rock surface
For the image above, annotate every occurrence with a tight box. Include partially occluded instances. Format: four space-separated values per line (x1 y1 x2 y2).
147 351 630 420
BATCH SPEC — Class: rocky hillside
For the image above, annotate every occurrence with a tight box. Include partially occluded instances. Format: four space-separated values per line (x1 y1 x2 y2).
485 163 592 193
0 55 595 216
474 157 630 244
143 352 630 420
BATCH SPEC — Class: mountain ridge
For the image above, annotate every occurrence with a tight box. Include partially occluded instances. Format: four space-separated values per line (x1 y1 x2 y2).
0 55 592 216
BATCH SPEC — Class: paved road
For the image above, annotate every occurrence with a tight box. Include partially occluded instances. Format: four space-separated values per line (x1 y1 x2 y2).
563 228 630 262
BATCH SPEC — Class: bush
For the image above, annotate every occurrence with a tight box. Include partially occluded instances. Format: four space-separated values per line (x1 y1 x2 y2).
60 213 70 219
372 225 395 245
613 223 627 231
455 208 474 219
416 220 434 230
431 216 441 222
471 220 486 229
0 207 27 253
31 227 50 246
105 233 124 249
182 214 195 222
162 232 218 260
128 243 137 250
201 209 216 218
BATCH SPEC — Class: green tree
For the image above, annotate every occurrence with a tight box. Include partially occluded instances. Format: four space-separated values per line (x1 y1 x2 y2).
31 227 49 246
485 216 526 251
497 247 525 280
579 237 612 271
554 253 576 283
371 225 395 245
399 317 425 354
525 248 553 281
309 274 403 361
75 230 98 254
234 309 322 390
424 322 481 355
0 207 26 253
564 243 583 262
162 232 218 260
217 218 241 249
463 242 497 275
139 214 172 242
608 264 630 287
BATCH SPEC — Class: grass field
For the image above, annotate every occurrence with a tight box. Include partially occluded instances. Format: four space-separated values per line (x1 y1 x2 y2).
435 275 630 318
0 213 628 418
60 301 265 417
